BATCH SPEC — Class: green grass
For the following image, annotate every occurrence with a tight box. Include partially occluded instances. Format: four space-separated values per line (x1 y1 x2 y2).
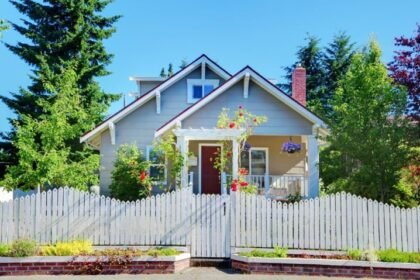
239 247 287 258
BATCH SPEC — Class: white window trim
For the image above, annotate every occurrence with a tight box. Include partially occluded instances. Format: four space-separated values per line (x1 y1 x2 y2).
241 147 269 176
187 79 219 103
146 145 167 185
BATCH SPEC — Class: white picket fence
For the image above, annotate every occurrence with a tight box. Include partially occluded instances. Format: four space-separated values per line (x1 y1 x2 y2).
0 187 192 246
231 191 420 252
0 187 419 255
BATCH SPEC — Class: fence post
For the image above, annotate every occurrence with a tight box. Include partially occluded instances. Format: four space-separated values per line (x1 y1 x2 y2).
221 172 227 195
264 174 270 197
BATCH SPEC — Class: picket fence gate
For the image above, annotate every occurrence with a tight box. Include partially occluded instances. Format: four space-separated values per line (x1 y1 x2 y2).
0 187 419 258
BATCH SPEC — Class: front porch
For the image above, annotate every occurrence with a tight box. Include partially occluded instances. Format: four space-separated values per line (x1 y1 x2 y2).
175 128 320 199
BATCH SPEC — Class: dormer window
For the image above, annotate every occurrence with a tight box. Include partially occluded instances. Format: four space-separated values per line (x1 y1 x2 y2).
187 79 219 103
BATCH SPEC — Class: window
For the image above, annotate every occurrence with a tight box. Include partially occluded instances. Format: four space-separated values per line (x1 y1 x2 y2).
146 146 167 184
240 148 268 175
187 79 219 103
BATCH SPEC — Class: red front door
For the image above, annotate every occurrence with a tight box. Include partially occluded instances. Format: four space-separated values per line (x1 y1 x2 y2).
201 146 221 194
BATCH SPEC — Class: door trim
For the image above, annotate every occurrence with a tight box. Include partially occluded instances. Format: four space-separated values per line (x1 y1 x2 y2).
198 143 222 194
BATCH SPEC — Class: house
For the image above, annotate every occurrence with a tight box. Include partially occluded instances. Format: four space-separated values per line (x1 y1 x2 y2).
80 55 328 198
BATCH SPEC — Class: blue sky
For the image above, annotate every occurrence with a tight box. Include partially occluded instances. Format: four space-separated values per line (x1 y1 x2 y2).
0 0 419 133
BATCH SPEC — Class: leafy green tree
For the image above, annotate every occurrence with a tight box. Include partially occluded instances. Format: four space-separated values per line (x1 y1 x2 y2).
1 61 99 190
0 0 120 164
320 40 412 206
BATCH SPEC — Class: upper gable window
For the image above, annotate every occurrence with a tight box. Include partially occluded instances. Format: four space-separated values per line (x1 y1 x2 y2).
187 79 219 103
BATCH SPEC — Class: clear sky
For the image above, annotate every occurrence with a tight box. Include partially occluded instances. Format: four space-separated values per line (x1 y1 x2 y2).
0 0 419 133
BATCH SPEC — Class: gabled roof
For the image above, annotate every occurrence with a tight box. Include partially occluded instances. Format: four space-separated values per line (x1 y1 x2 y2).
80 54 231 145
155 66 327 137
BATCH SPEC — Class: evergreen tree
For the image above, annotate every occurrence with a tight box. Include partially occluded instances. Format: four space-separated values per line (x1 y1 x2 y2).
280 35 325 107
321 32 355 120
167 63 174 77
0 0 120 172
1 60 99 190
179 59 188 70
320 41 413 206
160 67 166 78
281 33 355 122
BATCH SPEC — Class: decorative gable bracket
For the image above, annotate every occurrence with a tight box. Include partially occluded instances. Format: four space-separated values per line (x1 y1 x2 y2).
156 90 161 114
244 72 250 98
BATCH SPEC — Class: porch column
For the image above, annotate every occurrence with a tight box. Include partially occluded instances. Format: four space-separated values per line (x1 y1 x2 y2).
232 139 239 180
177 136 189 189
307 135 319 198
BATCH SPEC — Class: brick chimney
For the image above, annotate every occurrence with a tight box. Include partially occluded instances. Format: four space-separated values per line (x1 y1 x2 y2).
292 64 306 106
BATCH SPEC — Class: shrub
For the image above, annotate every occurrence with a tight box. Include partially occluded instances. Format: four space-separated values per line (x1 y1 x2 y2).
0 243 10 256
41 240 93 256
239 246 287 258
146 247 180 257
377 249 420 264
8 239 37 257
109 144 152 201
347 249 362 260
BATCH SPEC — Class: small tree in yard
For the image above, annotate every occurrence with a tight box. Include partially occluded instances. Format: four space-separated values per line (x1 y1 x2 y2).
320 40 413 206
214 106 267 193
109 144 151 201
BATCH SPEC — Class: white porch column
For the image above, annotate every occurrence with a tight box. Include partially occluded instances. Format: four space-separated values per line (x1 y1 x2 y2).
177 136 189 190
307 135 319 198
232 139 239 180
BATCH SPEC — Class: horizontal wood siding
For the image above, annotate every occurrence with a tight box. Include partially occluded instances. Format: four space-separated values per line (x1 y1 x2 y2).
99 67 225 193
182 80 313 135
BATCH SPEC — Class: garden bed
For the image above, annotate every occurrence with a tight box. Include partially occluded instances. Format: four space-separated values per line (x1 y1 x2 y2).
231 253 420 279
0 253 190 276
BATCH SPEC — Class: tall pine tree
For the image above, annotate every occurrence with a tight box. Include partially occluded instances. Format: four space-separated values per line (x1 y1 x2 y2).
1 0 120 170
281 33 354 122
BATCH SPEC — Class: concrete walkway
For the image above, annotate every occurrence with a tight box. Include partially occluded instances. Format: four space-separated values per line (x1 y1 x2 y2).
0 267 382 279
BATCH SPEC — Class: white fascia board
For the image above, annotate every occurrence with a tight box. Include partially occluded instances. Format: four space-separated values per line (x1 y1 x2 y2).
81 56 230 144
155 68 326 138
129 76 167 82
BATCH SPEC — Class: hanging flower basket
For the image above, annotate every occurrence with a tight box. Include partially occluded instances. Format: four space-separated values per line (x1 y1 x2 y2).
282 140 301 154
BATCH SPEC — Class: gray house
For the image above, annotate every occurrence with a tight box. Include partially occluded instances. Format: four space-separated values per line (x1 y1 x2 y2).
80 55 327 198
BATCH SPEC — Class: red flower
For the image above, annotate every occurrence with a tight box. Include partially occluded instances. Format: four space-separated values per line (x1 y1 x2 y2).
139 171 147 182
229 122 235 128
231 182 237 192
240 181 248 187
227 151 232 157
239 112 243 117
239 168 248 175
253 118 257 123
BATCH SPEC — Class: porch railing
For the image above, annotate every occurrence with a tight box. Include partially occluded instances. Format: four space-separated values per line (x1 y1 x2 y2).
224 174 308 199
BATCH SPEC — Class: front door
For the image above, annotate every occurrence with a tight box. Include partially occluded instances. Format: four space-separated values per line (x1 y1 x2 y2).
200 145 221 194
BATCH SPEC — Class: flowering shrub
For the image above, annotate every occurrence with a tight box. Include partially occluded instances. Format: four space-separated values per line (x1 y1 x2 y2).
109 144 152 201
230 168 257 194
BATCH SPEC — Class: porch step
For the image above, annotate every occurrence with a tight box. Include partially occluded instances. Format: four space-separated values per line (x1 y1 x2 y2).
190 258 231 268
